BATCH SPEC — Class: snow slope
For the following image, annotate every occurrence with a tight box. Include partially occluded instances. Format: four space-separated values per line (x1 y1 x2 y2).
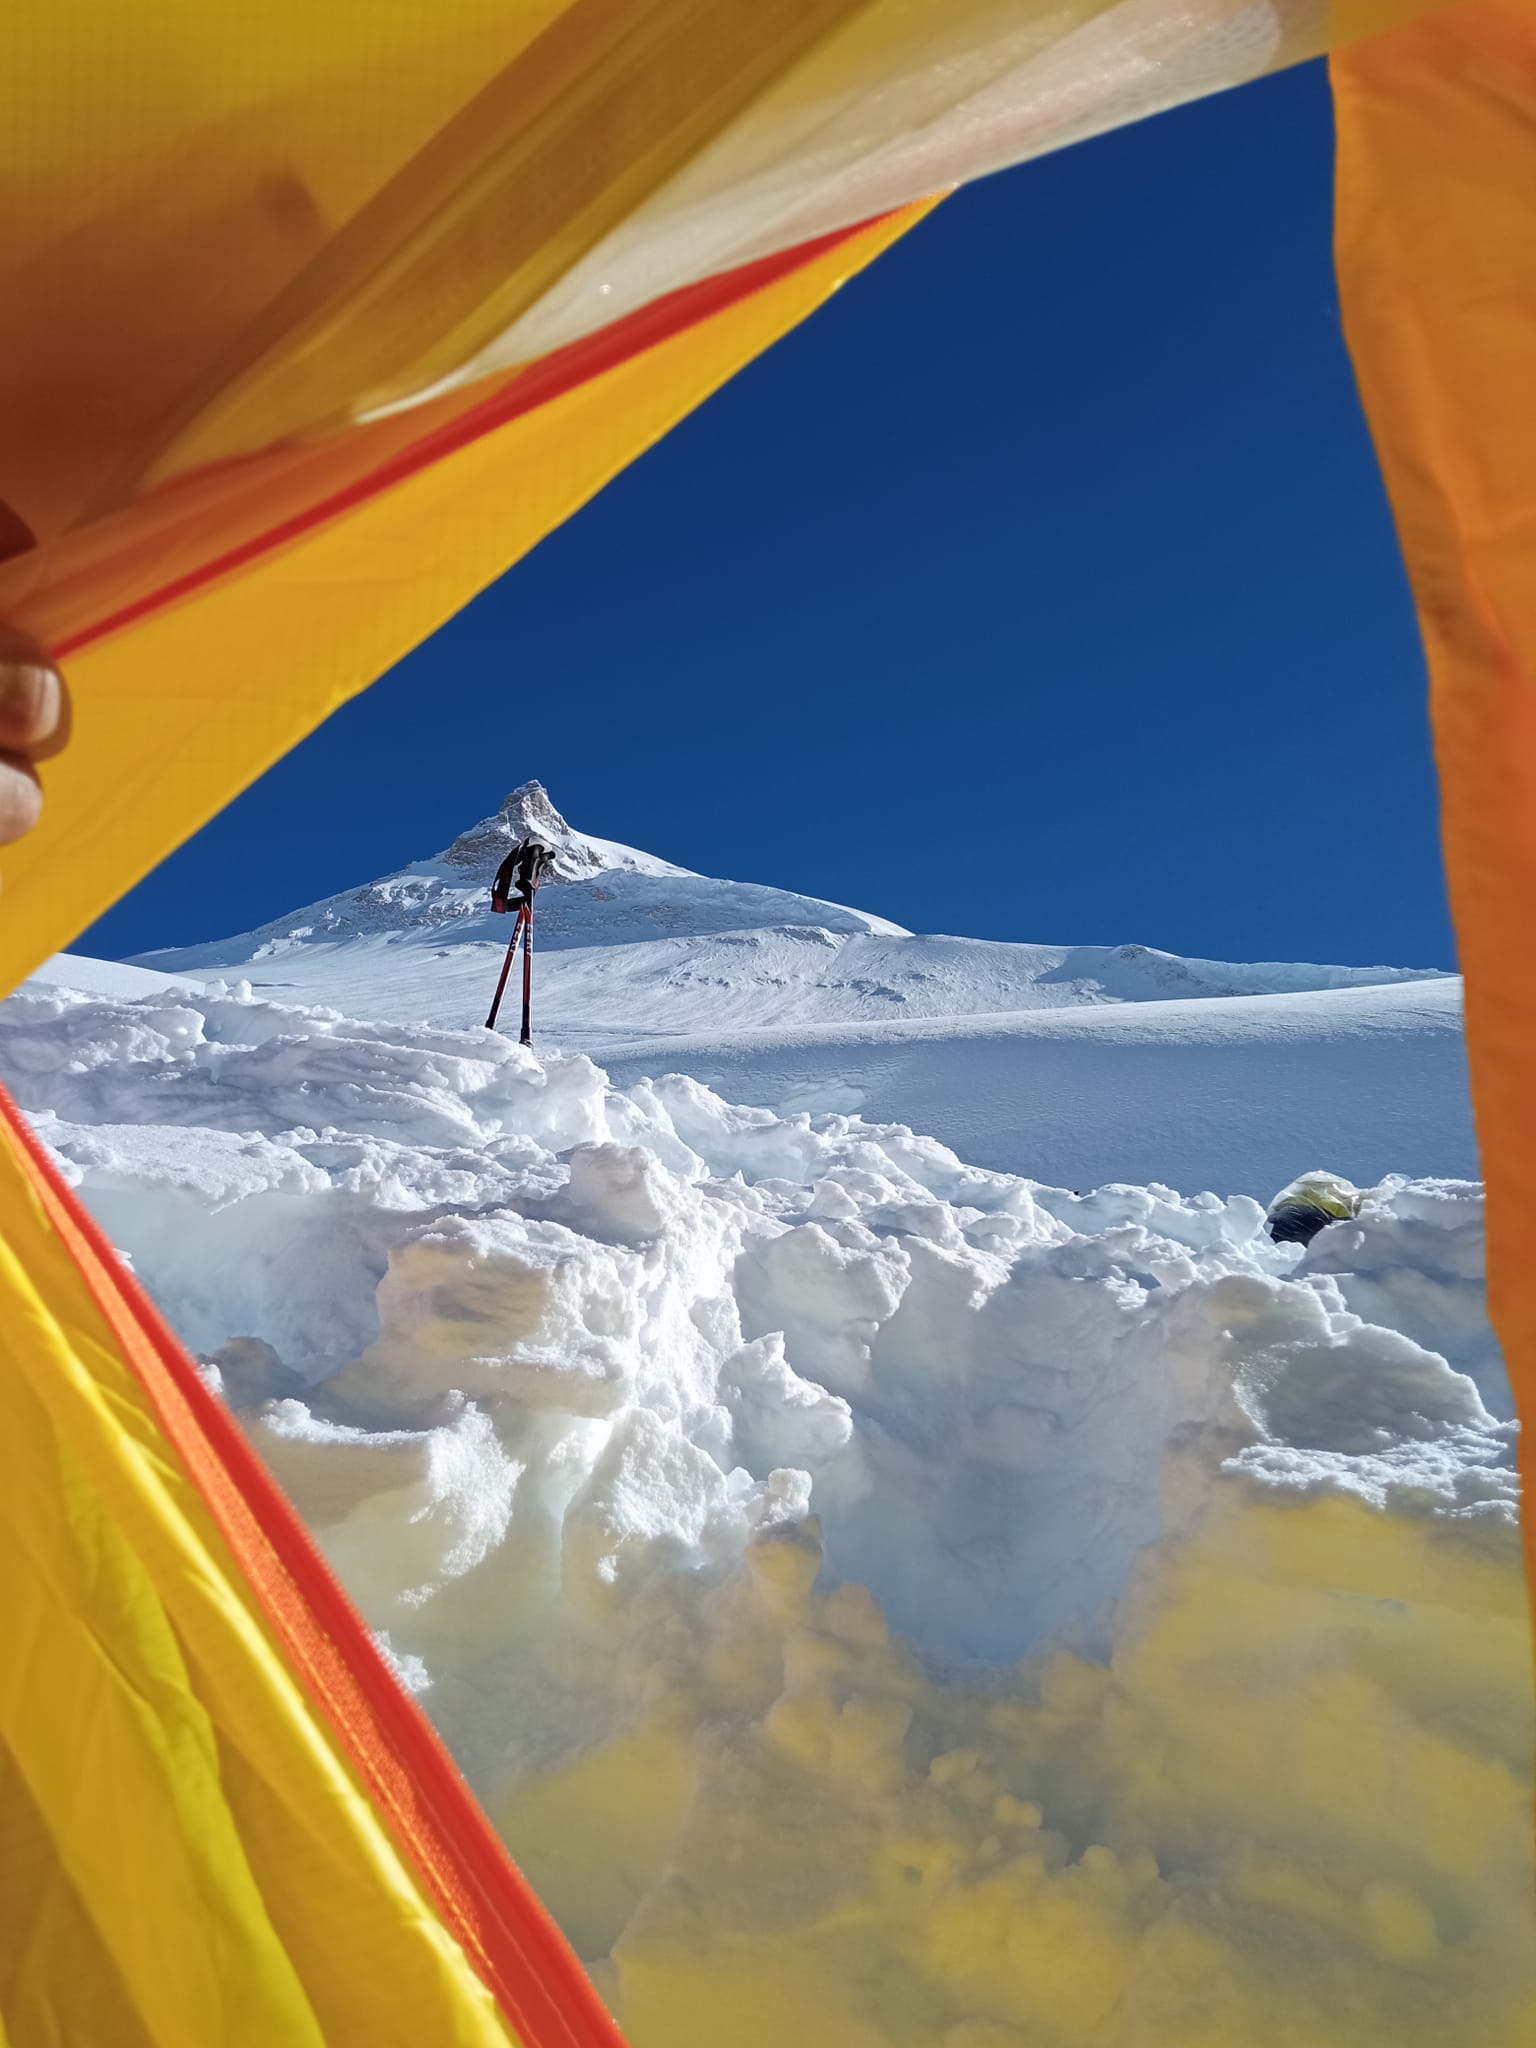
0 974 1527 2047
25 951 206 1000
596 978 1474 1194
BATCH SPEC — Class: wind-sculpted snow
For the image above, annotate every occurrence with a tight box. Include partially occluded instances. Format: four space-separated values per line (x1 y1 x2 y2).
1 978 1529 2045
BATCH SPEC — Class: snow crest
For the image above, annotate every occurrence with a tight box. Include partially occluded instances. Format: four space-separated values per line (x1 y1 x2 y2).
1 976 1527 2044
133 779 909 970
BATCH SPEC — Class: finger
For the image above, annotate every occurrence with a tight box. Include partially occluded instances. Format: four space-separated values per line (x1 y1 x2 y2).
0 625 70 760
0 754 43 845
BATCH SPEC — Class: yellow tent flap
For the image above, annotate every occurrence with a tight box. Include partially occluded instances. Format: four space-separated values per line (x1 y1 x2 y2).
0 1079 621 2044
1333 0 1536 1599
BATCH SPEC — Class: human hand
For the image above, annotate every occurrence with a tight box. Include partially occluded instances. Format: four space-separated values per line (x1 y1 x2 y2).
0 627 70 845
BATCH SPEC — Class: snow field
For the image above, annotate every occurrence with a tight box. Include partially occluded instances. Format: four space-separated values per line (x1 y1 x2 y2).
2 979 1529 2045
593 974 1474 1196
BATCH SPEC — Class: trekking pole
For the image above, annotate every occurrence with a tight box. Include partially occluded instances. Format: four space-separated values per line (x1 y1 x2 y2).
520 897 535 1046
484 903 527 1031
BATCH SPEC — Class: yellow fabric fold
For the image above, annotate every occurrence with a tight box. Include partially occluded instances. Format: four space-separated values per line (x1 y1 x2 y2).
1333 0 1536 1591
0 1109 518 2046
0 209 925 991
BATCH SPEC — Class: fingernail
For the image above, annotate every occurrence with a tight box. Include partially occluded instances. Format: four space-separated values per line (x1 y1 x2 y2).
0 657 61 747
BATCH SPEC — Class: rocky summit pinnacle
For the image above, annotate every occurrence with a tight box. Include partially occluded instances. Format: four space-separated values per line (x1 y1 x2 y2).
440 782 606 881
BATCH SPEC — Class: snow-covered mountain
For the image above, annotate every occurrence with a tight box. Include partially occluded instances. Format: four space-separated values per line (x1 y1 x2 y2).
113 777 1477 1191
135 780 1451 1046
136 780 906 975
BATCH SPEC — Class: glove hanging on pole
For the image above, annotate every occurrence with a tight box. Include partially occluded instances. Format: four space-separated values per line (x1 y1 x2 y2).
486 839 553 1040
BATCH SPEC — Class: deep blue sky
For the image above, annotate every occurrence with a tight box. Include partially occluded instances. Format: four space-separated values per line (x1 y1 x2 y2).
81 58 1454 971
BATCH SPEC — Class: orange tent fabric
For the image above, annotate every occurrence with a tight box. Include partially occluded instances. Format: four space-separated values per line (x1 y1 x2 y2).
1333 0 1536 1600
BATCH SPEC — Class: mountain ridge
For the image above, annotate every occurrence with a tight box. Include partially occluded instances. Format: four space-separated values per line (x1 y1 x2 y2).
132 779 1451 1040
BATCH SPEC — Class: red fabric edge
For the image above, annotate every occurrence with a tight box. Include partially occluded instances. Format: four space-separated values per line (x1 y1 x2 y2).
55 213 900 659
0 1079 625 2048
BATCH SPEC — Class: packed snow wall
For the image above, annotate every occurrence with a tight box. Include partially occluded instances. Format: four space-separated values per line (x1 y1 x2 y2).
2 978 1529 2046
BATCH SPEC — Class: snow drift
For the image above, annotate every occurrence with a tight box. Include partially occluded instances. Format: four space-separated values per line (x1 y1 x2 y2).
1 975 1528 2046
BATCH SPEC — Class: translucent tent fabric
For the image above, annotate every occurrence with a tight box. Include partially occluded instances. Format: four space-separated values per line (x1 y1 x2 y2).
1334 0 1536 1589
0 0 1527 2043
0 1089 604 2048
